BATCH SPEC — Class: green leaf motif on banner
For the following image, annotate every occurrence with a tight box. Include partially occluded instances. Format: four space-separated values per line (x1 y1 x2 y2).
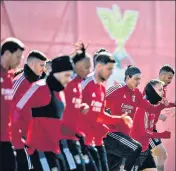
97 4 139 45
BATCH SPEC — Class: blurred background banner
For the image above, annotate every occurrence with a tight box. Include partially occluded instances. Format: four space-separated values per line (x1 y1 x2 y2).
1 1 175 170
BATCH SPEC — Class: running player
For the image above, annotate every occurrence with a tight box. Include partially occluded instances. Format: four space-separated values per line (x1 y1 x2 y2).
11 50 47 171
130 79 171 171
0 37 25 171
148 65 175 171
104 65 171 171
81 51 132 171
61 42 96 171
11 56 74 171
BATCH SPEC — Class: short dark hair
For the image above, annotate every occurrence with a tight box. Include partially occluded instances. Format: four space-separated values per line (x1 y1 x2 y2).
159 64 175 75
95 51 115 66
1 37 25 56
27 50 47 61
124 65 141 81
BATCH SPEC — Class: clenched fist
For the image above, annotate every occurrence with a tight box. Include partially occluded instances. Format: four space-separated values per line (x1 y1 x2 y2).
121 113 133 128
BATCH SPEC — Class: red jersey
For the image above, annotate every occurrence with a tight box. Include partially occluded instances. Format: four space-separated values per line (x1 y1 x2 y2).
62 75 85 140
11 74 33 148
0 66 13 141
130 107 169 151
11 80 67 154
11 65 40 149
81 76 121 146
142 85 175 130
106 85 166 135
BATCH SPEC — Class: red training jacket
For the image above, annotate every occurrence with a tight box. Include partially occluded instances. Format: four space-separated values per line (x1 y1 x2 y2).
62 75 87 140
12 80 67 155
81 75 121 146
142 86 175 130
11 73 34 149
0 66 14 141
106 85 166 135
130 107 170 151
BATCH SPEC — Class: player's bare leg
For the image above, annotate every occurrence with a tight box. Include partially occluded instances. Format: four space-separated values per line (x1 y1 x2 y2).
142 169 157 171
151 144 167 171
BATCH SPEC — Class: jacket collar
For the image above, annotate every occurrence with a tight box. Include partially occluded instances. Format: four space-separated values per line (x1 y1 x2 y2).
124 84 134 92
23 64 40 83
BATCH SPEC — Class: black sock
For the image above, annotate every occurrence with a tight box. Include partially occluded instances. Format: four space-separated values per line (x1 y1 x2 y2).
96 145 109 171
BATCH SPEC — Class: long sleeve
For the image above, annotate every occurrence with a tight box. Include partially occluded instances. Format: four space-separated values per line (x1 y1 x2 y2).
97 112 122 124
11 112 26 149
166 102 176 108
144 111 168 139
106 93 117 115
11 100 34 149
62 79 84 135
11 83 46 149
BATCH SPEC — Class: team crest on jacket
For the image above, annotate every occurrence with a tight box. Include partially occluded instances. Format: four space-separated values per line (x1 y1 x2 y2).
132 95 136 102
92 92 96 97
73 88 77 93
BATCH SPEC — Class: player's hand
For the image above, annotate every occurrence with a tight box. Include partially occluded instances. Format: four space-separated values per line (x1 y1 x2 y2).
161 98 169 106
74 40 84 51
80 103 89 114
121 113 133 128
159 114 168 122
123 116 133 128
161 131 171 139
70 40 84 56
121 112 129 119
161 108 173 115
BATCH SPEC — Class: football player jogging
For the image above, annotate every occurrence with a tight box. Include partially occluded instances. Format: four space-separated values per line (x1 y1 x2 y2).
130 79 172 171
11 50 47 171
148 65 175 171
105 65 171 171
62 42 103 171
81 51 132 171
0 37 25 171
11 56 74 171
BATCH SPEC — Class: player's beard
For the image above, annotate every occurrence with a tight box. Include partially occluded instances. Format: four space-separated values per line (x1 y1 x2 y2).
100 76 105 81
99 73 106 82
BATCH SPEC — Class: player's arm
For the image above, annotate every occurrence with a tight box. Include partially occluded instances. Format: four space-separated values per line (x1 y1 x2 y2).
165 102 176 108
10 107 32 148
11 83 40 148
11 82 43 133
104 90 133 127
105 91 117 115
143 111 171 139
97 111 123 124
